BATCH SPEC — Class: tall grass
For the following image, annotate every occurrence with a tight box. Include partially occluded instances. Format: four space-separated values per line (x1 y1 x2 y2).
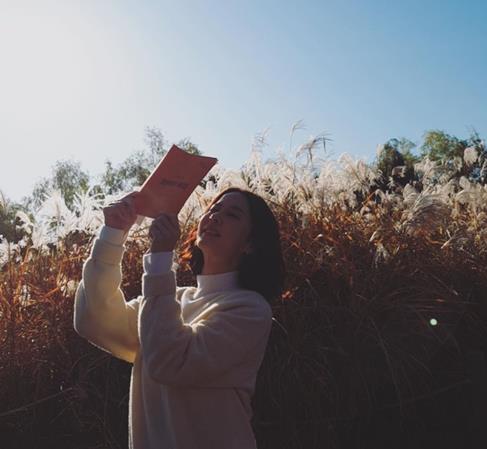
1 133 487 448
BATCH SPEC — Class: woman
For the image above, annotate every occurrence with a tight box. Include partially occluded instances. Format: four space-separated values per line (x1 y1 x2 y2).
73 187 285 449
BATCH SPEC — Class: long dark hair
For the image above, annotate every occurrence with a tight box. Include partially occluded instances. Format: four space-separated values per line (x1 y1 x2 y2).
179 187 285 304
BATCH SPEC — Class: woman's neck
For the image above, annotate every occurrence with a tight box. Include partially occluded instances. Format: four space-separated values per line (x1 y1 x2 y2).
201 264 237 275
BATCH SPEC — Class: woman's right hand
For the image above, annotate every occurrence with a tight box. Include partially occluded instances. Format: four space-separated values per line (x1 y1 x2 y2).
103 191 140 232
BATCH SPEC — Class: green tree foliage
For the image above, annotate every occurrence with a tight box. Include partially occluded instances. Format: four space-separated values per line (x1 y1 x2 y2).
420 129 486 183
0 191 26 243
94 127 202 195
463 130 487 184
374 137 420 192
24 160 90 211
176 136 202 156
420 130 468 162
390 137 421 167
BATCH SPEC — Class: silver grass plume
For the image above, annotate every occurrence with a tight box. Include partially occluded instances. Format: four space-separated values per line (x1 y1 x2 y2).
399 189 451 236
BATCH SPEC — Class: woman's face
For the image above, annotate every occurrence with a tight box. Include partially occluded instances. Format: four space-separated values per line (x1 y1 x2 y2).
196 192 253 266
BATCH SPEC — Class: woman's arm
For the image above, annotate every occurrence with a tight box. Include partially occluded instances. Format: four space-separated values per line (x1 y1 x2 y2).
73 226 140 363
139 275 273 386
73 192 142 363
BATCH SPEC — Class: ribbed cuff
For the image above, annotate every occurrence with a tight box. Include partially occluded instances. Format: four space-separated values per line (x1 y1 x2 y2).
142 272 177 298
90 238 125 265
143 252 174 274
99 225 128 245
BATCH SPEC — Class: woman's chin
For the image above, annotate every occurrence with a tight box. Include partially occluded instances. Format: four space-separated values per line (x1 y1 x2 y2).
195 237 220 255
195 237 209 250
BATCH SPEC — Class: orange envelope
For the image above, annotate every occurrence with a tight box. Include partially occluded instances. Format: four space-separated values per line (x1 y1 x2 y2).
133 144 217 218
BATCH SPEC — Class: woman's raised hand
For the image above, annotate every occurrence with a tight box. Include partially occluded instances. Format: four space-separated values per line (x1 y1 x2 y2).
103 191 140 232
148 213 181 253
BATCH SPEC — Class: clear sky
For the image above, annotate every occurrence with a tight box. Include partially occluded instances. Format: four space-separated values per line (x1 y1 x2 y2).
1 0 486 202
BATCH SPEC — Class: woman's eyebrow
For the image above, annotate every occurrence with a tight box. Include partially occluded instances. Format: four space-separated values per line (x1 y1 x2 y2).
228 205 245 214
210 203 245 214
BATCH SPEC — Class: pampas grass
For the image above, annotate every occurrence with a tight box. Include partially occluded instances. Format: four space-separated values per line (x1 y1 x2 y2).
1 128 487 448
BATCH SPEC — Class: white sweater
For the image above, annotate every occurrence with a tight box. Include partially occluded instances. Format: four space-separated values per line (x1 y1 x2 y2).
73 226 273 449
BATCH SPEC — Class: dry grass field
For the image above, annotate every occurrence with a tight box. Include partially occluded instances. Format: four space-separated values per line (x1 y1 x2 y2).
1 143 487 448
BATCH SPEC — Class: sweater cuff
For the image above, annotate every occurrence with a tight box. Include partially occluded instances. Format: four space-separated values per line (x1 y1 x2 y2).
142 272 176 298
90 238 125 265
99 225 128 245
143 252 174 274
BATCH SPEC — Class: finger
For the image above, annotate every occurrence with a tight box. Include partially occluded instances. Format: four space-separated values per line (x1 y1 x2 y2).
154 212 170 222
154 211 177 219
117 203 132 217
121 200 135 215
114 208 129 219
115 207 135 224
153 214 173 228
104 205 121 216
155 213 179 228
121 191 140 205
149 227 168 242
153 221 172 235
121 196 135 207
107 200 127 210
150 217 168 230
151 221 174 238
159 214 178 227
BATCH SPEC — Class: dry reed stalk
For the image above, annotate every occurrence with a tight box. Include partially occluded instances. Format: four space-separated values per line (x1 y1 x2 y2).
1 175 487 447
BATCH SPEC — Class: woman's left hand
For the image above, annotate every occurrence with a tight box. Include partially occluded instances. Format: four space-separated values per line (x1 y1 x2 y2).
147 213 181 253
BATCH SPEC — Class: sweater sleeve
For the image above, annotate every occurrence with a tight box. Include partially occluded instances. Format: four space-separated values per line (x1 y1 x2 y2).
73 237 141 363
139 272 273 387
143 251 174 274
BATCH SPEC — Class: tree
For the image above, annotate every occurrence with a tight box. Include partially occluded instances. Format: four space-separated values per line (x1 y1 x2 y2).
175 136 202 156
374 137 419 192
463 129 487 184
420 130 468 163
24 160 90 211
389 137 420 167
94 127 202 195
0 191 26 243
420 129 486 183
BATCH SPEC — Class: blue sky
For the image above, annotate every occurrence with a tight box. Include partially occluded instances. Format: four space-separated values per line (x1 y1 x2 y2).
1 0 486 202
